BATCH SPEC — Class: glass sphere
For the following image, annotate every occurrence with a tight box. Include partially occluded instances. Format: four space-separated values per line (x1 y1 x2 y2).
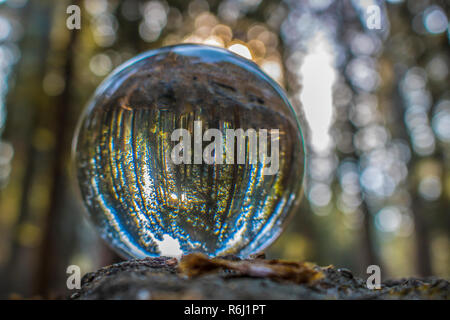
73 44 305 258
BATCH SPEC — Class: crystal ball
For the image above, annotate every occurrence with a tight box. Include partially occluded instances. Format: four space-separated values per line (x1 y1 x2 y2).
73 44 305 258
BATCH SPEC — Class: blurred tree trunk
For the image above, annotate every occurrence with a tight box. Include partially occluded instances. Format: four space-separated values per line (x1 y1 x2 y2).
383 3 435 277
3 1 51 297
34 2 80 297
334 0 381 272
411 194 433 276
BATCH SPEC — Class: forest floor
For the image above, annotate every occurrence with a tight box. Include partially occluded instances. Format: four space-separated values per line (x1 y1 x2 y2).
70 254 449 300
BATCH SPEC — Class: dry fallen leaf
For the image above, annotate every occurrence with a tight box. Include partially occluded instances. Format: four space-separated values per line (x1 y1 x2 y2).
178 253 324 284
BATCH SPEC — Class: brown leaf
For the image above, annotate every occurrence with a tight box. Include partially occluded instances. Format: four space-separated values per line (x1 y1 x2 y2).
178 253 324 284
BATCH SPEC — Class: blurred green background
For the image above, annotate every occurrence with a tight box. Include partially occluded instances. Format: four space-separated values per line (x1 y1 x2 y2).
0 0 448 298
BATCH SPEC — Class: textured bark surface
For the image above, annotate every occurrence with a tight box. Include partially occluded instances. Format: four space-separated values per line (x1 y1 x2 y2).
70 254 449 300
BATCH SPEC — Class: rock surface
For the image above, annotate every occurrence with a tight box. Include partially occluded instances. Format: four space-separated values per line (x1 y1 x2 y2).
70 254 449 300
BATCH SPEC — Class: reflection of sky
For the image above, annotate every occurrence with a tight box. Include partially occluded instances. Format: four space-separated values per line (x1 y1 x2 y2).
432 100 450 143
401 68 436 156
300 31 336 153
423 6 448 34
